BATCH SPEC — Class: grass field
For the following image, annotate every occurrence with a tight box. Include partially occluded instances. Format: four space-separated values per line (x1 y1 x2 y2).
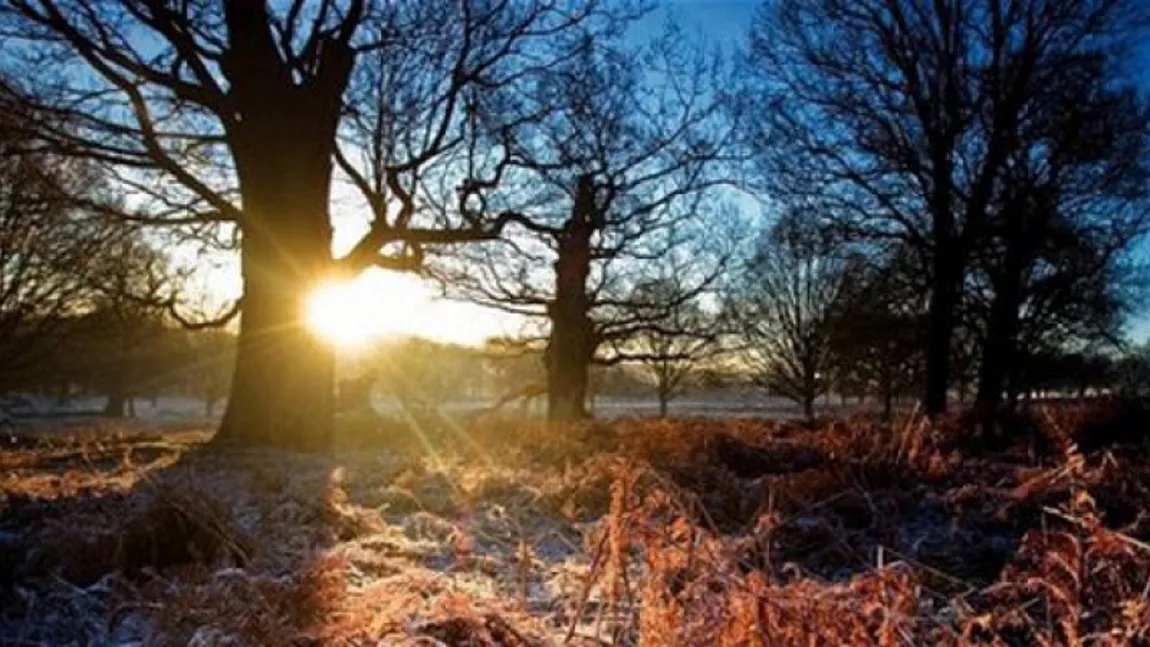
2 403 1149 645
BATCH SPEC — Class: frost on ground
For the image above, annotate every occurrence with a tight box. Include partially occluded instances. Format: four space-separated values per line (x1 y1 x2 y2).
2 406 1150 645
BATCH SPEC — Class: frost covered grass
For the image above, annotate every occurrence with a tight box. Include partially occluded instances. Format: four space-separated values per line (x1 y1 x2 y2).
2 403 1150 645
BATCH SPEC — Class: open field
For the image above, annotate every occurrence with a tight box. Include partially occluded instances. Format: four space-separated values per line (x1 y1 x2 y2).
1 392 912 429
2 403 1150 645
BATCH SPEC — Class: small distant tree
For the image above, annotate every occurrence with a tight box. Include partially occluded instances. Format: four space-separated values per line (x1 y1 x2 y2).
78 236 177 417
1112 344 1150 397
187 330 235 417
830 249 926 420
615 277 724 417
373 337 489 412
0 118 122 386
733 216 856 421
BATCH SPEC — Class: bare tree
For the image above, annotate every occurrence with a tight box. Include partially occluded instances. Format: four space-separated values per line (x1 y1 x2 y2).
733 216 856 422
830 248 926 420
615 277 724 417
746 0 1149 416
80 235 180 417
0 0 623 448
967 51 1150 409
433 25 740 420
0 120 124 385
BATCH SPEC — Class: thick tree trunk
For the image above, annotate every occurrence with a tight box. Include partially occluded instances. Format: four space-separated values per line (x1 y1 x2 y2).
211 4 353 451
215 199 334 450
924 247 960 417
658 391 669 418
103 391 126 418
546 318 591 420
546 175 599 422
213 129 337 450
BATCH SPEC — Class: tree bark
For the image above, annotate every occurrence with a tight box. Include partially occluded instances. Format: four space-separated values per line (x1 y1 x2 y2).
103 391 126 418
924 245 960 417
546 175 599 422
209 3 353 451
215 183 335 450
546 308 592 420
212 126 336 449
658 390 669 418
802 393 815 422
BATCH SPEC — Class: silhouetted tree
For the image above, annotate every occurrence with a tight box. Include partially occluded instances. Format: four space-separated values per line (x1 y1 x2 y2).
1114 343 1150 396
434 25 739 420
746 0 1149 416
78 237 179 417
0 118 123 385
0 0 624 448
733 216 857 421
968 55 1150 408
616 277 725 417
830 249 926 420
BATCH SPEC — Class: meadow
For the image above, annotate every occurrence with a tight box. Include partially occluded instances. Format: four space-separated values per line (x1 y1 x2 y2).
2 402 1150 646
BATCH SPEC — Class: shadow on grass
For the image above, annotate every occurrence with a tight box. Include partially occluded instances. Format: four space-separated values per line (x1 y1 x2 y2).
0 412 605 645
0 425 361 645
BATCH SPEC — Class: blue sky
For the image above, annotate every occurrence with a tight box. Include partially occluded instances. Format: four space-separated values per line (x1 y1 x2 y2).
303 0 1150 347
660 0 757 40
657 0 1150 346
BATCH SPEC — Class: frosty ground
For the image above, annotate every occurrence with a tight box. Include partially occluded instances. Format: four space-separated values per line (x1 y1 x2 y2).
2 405 1149 645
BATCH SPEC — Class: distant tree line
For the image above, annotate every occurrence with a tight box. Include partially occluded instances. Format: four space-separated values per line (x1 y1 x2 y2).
0 0 1147 445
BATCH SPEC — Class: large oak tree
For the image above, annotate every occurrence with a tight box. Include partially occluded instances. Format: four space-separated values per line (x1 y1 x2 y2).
0 0 621 448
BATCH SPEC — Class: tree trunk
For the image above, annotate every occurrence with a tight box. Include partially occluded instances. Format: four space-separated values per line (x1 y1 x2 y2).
546 175 599 422
211 4 353 451
547 316 591 421
103 391 126 418
924 247 960 417
975 225 1027 411
802 393 815 422
879 365 895 422
658 390 669 418
975 289 1020 411
215 195 335 450
213 134 337 449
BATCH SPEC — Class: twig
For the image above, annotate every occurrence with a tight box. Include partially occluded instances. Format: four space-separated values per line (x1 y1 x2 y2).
565 530 610 644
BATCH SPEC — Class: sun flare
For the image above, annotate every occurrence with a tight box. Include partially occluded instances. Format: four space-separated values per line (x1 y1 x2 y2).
305 278 389 347
303 270 509 348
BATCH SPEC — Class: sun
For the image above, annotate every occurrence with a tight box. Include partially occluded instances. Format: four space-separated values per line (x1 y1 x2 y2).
305 278 386 347
305 271 430 347
303 269 514 348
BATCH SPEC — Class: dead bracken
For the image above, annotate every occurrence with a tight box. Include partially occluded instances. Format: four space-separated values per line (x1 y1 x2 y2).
1 405 1149 645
